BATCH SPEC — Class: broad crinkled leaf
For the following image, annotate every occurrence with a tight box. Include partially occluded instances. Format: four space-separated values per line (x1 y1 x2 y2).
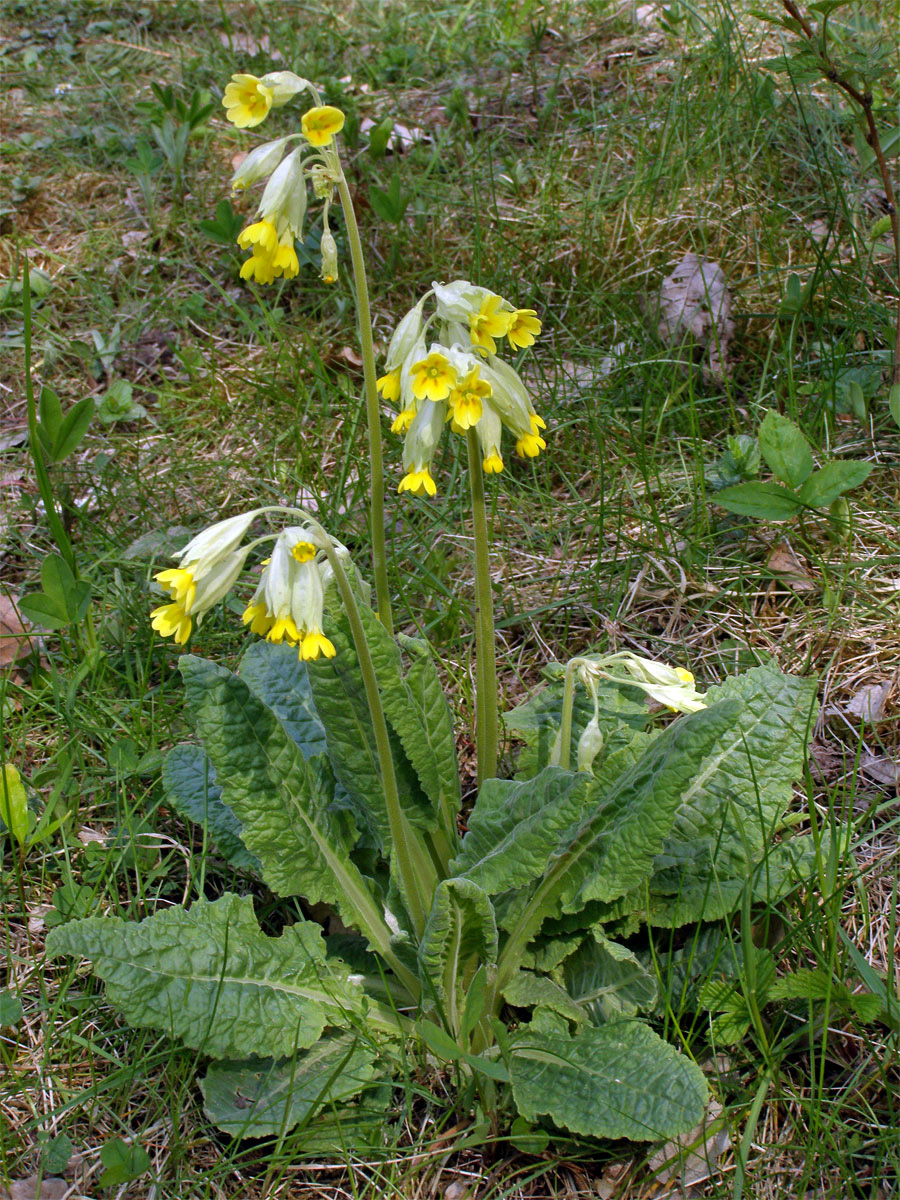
305 611 432 849
506 677 648 780
556 701 743 913
398 631 461 830
509 1018 707 1141
178 656 387 944
651 666 816 897
418 879 498 1029
200 1035 377 1136
450 767 591 893
162 743 259 871
46 894 363 1059
238 641 329 757
502 971 585 1025
562 935 657 1022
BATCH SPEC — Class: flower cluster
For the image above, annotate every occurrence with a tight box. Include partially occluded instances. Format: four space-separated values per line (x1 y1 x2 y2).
221 71 345 286
242 528 338 660
578 653 707 714
377 281 545 495
150 511 341 661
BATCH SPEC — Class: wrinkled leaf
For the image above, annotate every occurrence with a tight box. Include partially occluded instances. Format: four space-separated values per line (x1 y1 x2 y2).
162 743 259 870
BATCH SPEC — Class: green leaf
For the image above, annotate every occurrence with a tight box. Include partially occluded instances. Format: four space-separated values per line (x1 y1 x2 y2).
38 384 63 440
506 675 648 780
502 971 586 1025
15 592 69 630
356 606 459 832
509 1019 707 1141
162 743 260 870
889 383 900 428
98 1138 152 1187
758 410 813 486
509 1117 550 1155
562 935 658 1022
200 1036 377 1137
418 879 498 1030
0 989 23 1026
47 893 364 1058
556 701 744 914
305 612 431 850
417 1017 463 1061
179 655 384 942
49 395 94 462
42 1133 74 1175
648 666 816 917
238 641 328 758
1 764 29 848
714 481 803 521
451 766 592 894
797 461 872 508
367 116 395 159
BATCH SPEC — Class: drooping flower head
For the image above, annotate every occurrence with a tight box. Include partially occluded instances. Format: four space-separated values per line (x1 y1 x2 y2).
241 527 337 661
384 282 546 496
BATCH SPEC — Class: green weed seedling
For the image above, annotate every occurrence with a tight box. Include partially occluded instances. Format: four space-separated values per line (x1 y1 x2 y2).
711 409 871 533
47 70 839 1152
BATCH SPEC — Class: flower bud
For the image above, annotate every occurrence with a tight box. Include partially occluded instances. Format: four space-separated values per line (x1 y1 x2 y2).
260 71 310 107
320 228 338 283
231 138 289 193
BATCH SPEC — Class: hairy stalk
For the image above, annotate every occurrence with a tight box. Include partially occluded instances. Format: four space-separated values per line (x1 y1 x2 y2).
309 524 435 940
466 429 499 785
552 658 581 772
333 169 394 632
781 0 900 385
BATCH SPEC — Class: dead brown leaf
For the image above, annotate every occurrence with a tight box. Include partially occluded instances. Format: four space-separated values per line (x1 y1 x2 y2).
655 254 735 383
766 542 816 593
0 593 36 670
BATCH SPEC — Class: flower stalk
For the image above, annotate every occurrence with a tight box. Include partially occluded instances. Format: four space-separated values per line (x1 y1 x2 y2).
466 429 499 784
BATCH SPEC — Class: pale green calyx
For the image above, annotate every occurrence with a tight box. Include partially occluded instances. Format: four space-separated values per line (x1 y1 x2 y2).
258 148 307 238
260 71 311 106
231 138 290 193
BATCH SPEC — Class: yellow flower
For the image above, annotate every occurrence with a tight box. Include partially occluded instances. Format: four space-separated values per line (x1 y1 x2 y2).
242 601 274 637
483 453 504 473
301 105 346 147
469 294 511 354
222 74 274 129
398 469 437 497
506 308 541 349
391 406 416 434
301 629 337 660
237 221 299 284
267 614 302 645
377 368 402 403
515 431 546 458
154 567 196 611
447 367 491 432
410 351 456 403
291 541 317 563
150 601 192 645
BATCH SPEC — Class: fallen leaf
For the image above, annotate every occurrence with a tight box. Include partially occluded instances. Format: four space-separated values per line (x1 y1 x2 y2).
0 427 28 451
655 254 735 383
2 1178 71 1200
766 542 816 592
0 593 37 670
845 681 891 724
647 1100 730 1196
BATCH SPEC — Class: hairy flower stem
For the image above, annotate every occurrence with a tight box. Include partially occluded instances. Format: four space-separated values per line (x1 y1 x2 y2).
334 172 394 632
466 430 499 785
314 530 434 941
553 658 582 773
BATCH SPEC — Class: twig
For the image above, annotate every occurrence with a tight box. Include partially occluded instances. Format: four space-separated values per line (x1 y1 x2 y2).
781 0 900 385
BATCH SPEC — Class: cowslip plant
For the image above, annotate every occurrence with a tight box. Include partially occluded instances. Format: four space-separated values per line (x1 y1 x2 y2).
47 65 829 1154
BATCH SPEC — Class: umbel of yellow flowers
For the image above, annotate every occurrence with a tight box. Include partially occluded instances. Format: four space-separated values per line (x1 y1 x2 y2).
377 281 546 495
150 512 342 661
221 71 346 286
